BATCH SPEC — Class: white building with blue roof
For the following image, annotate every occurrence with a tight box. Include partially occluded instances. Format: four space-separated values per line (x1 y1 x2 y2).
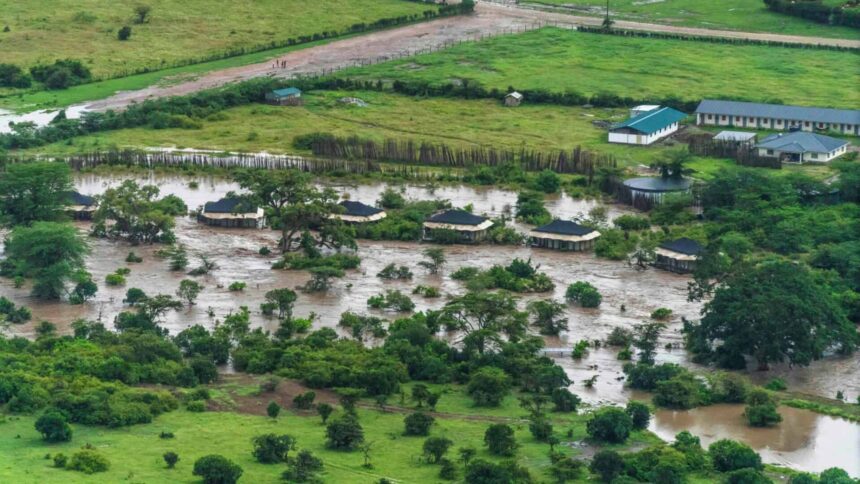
755 131 850 163
608 106 687 145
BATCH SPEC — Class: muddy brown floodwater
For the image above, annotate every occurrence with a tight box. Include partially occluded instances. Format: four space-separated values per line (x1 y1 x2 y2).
1 172 858 475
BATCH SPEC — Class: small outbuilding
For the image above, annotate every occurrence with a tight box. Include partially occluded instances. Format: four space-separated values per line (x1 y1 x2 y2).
504 91 523 107
529 220 600 251
423 209 493 243
621 177 692 206
713 130 757 146
755 131 850 163
331 201 386 224
609 106 687 146
653 238 703 274
265 87 303 106
67 191 97 220
198 197 266 228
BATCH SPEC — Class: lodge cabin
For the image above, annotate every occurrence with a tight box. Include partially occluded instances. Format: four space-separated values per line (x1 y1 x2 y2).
695 99 860 136
67 191 97 220
529 219 600 251
505 91 523 107
198 197 266 228
423 209 493 243
653 238 703 274
330 201 386 224
608 106 686 146
755 131 850 163
265 87 303 106
621 177 692 205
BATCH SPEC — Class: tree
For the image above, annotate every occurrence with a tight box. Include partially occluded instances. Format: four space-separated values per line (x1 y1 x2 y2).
528 416 553 441
163 451 179 469
92 181 186 244
317 403 333 423
484 424 517 456
744 389 781 427
259 288 297 320
423 436 453 463
467 367 510 407
515 190 551 225
708 439 763 472
267 401 281 419
192 455 243 484
176 279 203 305
117 25 132 40
688 260 857 370
465 459 531 484
442 291 528 355
586 407 633 443
625 401 651 430
412 384 431 407
404 412 435 436
633 321 665 365
527 299 568 335
282 449 324 482
532 169 561 193
35 411 72 442
628 242 656 271
565 281 602 308
551 388 581 413
2 222 88 299
549 458 584 483
234 169 355 254
133 4 151 23
252 433 295 463
325 415 364 450
69 271 98 304
0 161 72 226
419 248 446 274
590 449 625 482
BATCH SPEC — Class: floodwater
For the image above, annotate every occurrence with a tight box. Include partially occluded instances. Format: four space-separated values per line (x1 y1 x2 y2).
649 404 860 477
0 105 89 134
1 172 858 475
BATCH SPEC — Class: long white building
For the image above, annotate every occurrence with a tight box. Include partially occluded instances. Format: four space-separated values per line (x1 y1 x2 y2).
695 99 860 136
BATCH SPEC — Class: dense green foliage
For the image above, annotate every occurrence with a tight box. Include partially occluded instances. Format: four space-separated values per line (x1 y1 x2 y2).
1 222 88 299
0 162 73 226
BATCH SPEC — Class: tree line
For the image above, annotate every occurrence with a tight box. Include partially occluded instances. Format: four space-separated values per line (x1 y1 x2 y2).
763 0 860 29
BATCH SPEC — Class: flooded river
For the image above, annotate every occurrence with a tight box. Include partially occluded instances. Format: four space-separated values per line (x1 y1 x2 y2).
1 172 858 475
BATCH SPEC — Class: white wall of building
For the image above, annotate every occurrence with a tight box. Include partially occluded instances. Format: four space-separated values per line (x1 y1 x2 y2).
757 144 849 163
608 122 679 145
697 113 859 136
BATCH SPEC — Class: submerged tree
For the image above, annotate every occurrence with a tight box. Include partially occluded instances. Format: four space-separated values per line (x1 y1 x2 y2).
441 291 528 355
527 299 568 335
1 221 88 299
0 161 72 226
92 180 186 244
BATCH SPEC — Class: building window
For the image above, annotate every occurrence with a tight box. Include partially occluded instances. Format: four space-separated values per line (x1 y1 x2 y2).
811 153 818 159
707 114 713 120
767 150 774 155
805 122 810 127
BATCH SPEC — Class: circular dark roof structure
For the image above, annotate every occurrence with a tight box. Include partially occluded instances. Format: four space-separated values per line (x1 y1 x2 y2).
622 177 692 193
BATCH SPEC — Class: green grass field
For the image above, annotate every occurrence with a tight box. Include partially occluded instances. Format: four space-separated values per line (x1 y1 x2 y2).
525 0 860 39
0 0 430 79
339 27 860 109
0 381 657 484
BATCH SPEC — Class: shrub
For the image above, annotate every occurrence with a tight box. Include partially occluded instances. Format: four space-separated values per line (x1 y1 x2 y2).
186 400 205 412
726 468 773 484
451 267 480 280
607 327 633 346
709 439 763 472
228 281 246 292
105 273 126 286
293 391 316 410
586 407 632 443
764 378 787 391
439 457 457 480
282 449 324 482
744 390 782 428
193 455 243 484
412 285 441 298
650 308 673 320
326 415 364 450
252 433 295 463
551 388 581 413
317 403 333 423
68 449 110 474
117 25 132 40
484 424 517 456
0 63 32 88
377 263 413 280
614 214 650 231
625 401 651 430
159 431 175 439
267 401 281 419
566 281 602 308
652 373 708 409
53 453 68 468
423 436 453 464
125 251 143 263
404 412 435 436
35 411 72 442
163 451 179 469
590 449 625 482
528 417 553 441
467 367 510 407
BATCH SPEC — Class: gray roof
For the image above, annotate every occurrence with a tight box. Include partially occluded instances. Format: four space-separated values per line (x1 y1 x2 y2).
426 209 488 226
756 132 849 154
533 220 597 236
714 131 756 142
660 238 703 256
622 177 692 193
204 197 258 214
695 100 860 126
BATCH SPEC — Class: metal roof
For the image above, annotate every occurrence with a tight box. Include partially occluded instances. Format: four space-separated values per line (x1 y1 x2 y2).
622 177 692 193
204 197 258 214
339 201 383 217
271 87 301 98
714 131 757 142
610 106 687 135
426 209 488 226
506 91 523 100
756 132 849 154
533 220 597 236
659 238 703 256
695 99 860 125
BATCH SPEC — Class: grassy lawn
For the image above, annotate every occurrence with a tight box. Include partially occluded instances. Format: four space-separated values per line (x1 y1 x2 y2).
0 0 431 80
338 27 860 109
525 0 860 39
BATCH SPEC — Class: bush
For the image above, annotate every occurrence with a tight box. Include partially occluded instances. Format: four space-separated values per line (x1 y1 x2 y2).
439 457 457 480
252 433 296 463
607 327 633 346
467 367 510 407
267 401 281 419
53 453 68 468
763 378 787 391
159 431 175 439
590 449 625 482
404 412 435 436
726 468 773 484
125 251 143 263
377 263 413 280
566 281 602 308
186 400 206 412
484 424 517 456
163 451 179 469
586 407 632 443
117 25 132 40
652 373 708 409
68 449 110 474
105 273 126 286
193 455 243 484
528 417 553 441
625 401 650 430
614 215 651 231
326 415 364 450
228 281 246 292
0 63 32 88
709 439 763 472
293 391 316 410
423 436 453 464
282 449 324 482
551 388 581 413
650 308 673 320
35 411 72 442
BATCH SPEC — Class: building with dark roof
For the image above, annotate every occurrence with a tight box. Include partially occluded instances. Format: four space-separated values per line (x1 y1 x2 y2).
620 177 693 208
198 197 265 228
423 209 493 243
609 106 687 145
755 132 850 163
67 191 97 220
529 220 601 251
653 238 703 274
695 99 860 136
331 201 386 224
265 87 303 106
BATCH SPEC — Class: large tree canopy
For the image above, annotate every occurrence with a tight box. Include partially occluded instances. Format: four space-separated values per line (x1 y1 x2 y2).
1 221 88 299
688 259 857 370
91 180 186 244
0 161 72 226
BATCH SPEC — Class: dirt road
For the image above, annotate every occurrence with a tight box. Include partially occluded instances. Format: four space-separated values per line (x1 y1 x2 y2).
84 1 859 112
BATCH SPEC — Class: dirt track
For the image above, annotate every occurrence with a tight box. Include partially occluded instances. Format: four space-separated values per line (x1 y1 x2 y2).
84 1 860 112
